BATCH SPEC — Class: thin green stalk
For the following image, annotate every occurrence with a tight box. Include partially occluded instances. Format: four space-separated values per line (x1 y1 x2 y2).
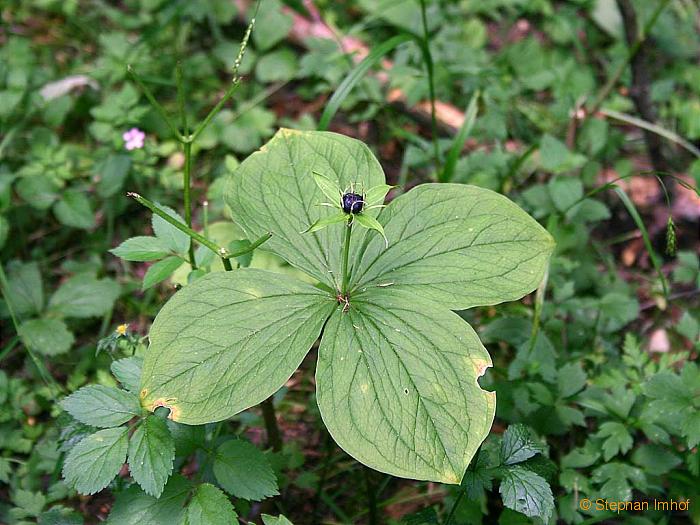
0 264 62 397
183 141 196 268
127 191 271 259
419 0 440 172
364 467 379 525
341 219 353 294
261 397 282 452
176 61 188 135
444 491 465 525
440 90 480 183
127 65 183 141
614 186 669 299
587 0 672 114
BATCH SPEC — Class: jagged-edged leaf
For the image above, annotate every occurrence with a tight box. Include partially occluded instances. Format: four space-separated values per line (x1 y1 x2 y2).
140 269 335 424
351 183 554 310
501 424 546 465
110 236 171 261
111 357 143 392
499 466 554 522
61 385 141 428
108 475 191 524
18 318 74 355
152 204 190 255
186 483 237 524
62 427 128 495
316 288 495 484
128 415 175 498
227 129 384 290
213 440 279 501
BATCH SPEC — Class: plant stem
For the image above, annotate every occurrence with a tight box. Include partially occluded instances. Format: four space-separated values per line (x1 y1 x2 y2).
444 490 465 525
341 219 352 295
261 397 282 452
418 0 440 173
587 0 671 115
364 467 379 525
127 65 183 141
182 141 196 268
127 191 271 259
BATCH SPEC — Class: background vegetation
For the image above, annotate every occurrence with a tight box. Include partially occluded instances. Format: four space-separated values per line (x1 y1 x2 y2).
0 0 699 523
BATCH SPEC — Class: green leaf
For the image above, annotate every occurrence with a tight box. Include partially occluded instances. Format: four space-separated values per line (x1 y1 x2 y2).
596 421 633 461
96 154 131 198
128 416 175 498
262 515 294 525
108 475 191 524
38 506 84 525
53 190 95 230
111 357 143 392
256 49 298 83
252 0 292 51
62 427 128 495
631 444 681 475
312 171 343 205
140 269 334 424
110 236 170 261
501 425 545 466
354 214 387 247
557 363 587 398
48 274 120 318
303 212 347 234
227 129 385 291
213 440 279 501
16 175 60 210
18 318 74 355
61 385 141 428
185 483 237 525
4 261 43 316
142 256 182 290
351 184 554 310
364 184 393 206
499 466 554 522
316 288 495 484
152 204 190 255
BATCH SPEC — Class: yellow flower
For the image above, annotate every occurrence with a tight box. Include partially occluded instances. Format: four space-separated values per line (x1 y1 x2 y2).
116 324 128 336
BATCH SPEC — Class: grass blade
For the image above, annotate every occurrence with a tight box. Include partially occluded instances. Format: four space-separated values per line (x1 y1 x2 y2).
614 186 669 299
440 90 480 183
318 34 414 131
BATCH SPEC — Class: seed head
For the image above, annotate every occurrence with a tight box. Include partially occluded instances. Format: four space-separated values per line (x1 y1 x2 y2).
342 192 364 214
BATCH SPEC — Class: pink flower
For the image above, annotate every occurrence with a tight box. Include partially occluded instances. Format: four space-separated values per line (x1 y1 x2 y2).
122 127 145 150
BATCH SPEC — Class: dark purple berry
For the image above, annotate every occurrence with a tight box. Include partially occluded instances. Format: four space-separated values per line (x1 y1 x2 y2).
342 192 364 214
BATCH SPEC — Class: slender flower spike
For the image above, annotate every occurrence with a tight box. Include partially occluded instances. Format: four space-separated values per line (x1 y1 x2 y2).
303 171 392 247
122 127 145 150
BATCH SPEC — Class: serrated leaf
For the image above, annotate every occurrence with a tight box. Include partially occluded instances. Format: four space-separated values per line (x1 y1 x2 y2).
38 506 84 525
108 475 191 524
213 440 279 501
110 236 170 261
61 385 141 428
351 184 554 310
227 129 385 291
140 269 334 424
316 288 495 484
185 483 237 524
128 416 175 498
62 427 128 495
48 274 120 318
152 204 190 255
18 318 74 355
499 466 554 522
142 256 182 290
111 357 143 392
596 421 633 461
501 424 546 465
262 515 294 525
